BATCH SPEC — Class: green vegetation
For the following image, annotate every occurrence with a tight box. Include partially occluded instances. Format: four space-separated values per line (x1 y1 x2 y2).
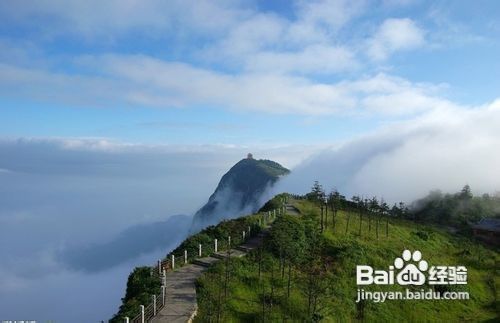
110 200 281 322
211 158 289 198
194 196 499 322
255 159 291 178
192 157 290 227
110 267 162 322
410 185 500 226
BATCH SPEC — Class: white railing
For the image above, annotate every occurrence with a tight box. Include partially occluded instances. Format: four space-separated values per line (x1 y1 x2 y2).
123 209 280 323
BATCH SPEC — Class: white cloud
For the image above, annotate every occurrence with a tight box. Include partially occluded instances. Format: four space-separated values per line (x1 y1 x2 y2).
205 13 288 59
0 0 249 38
279 99 500 202
368 18 426 60
382 0 419 7
246 44 358 74
295 0 366 31
0 1 478 119
195 1 367 75
0 55 454 116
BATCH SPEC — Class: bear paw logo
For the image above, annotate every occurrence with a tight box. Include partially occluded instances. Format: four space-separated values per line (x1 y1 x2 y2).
395 250 428 285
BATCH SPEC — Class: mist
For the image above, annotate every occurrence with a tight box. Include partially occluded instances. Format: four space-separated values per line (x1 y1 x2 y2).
277 100 500 203
0 138 309 322
190 181 277 233
5 98 499 321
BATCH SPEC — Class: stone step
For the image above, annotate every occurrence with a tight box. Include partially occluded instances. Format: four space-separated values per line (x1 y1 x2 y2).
235 245 251 252
211 253 227 260
191 257 219 268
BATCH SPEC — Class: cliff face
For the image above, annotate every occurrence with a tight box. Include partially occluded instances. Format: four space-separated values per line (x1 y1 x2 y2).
191 157 289 231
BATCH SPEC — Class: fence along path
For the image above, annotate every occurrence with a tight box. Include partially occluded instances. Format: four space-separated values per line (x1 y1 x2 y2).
151 230 267 323
123 202 298 323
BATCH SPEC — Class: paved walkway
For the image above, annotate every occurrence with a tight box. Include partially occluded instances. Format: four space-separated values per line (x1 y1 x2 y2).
151 232 265 323
285 204 300 216
151 204 299 322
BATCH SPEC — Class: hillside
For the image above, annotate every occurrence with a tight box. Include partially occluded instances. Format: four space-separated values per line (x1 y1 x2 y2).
109 197 283 322
191 156 289 231
194 198 500 322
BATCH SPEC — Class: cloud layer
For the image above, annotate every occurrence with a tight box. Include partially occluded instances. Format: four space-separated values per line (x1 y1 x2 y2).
0 138 311 321
0 0 439 117
279 99 500 202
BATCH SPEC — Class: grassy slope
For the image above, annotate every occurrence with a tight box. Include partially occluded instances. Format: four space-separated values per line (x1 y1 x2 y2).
195 198 499 322
110 214 265 322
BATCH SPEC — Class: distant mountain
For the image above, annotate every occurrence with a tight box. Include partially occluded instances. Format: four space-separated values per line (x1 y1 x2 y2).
191 154 289 231
60 214 191 272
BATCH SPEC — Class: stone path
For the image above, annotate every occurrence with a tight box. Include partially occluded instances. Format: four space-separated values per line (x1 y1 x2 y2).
151 232 265 323
151 204 299 322
285 204 300 216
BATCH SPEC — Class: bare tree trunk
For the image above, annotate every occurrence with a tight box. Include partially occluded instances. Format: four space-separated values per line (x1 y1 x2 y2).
287 261 292 299
313 293 318 319
320 205 324 233
331 204 336 230
281 257 285 280
307 274 313 317
270 263 275 309
217 268 223 322
278 251 283 280
224 249 231 298
325 206 328 228
358 210 362 236
258 247 262 281
345 212 350 234
261 283 266 322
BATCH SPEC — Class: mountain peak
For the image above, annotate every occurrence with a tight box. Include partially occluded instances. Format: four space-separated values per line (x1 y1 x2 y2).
191 157 289 231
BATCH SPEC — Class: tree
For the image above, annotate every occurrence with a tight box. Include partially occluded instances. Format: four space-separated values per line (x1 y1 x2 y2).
328 190 341 230
356 196 364 236
459 184 473 200
309 181 326 203
301 217 329 321
268 215 306 298
369 196 379 214
380 199 389 238
366 198 371 232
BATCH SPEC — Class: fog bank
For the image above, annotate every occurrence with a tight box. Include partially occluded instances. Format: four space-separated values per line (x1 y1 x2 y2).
0 138 310 322
278 100 500 203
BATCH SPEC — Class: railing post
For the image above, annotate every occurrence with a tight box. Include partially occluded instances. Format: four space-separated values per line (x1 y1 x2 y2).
124 317 129 323
140 305 145 323
198 243 202 257
214 239 218 253
162 285 166 306
171 255 175 270
162 269 166 286
157 259 161 275
184 250 187 264
248 226 251 236
153 294 157 316
228 236 231 247
242 230 246 240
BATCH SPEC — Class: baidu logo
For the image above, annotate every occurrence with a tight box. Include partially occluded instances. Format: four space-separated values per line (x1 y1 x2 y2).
356 250 467 286
394 250 428 285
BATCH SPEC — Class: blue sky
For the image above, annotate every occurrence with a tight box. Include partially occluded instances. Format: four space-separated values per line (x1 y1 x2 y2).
1 0 499 146
1 2 500 321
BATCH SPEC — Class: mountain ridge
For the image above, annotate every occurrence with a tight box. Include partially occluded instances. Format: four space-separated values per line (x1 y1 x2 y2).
191 156 289 231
